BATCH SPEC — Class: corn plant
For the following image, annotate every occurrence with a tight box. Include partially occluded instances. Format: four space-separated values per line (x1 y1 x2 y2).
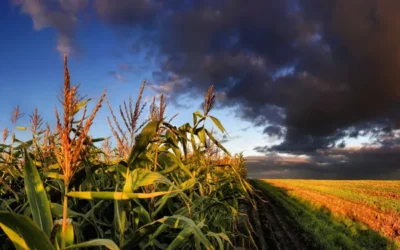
0 55 256 250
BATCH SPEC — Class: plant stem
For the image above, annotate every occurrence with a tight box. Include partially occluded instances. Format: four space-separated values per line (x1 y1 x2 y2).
61 184 69 249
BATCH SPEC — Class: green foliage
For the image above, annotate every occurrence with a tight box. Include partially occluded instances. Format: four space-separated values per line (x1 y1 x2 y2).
0 211 54 250
23 148 53 236
0 66 254 249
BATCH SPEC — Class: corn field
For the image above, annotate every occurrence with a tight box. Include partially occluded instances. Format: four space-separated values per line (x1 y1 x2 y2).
0 56 256 250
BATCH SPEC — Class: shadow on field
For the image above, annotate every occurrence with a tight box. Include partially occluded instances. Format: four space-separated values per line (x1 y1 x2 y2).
249 180 397 250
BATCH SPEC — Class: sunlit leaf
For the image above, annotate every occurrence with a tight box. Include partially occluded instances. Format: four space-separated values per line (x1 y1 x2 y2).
0 212 54 250
50 203 83 218
205 129 230 156
167 227 193 250
65 239 119 250
158 215 214 250
209 115 226 133
23 148 53 236
130 168 171 191
67 190 178 200
128 121 160 167
44 172 64 180
132 205 151 225
74 98 92 115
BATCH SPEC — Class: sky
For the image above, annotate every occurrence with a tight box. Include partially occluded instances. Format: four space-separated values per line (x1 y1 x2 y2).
1 0 400 179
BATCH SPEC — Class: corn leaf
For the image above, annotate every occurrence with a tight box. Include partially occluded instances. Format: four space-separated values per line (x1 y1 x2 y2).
67 190 178 200
48 163 61 170
121 222 160 250
132 205 151 225
167 227 193 250
15 126 27 131
65 239 119 250
158 215 214 250
23 148 53 236
44 172 64 180
209 115 226 133
128 121 160 167
196 128 207 147
74 98 91 115
50 203 83 218
0 211 54 250
131 168 171 191
205 129 230 156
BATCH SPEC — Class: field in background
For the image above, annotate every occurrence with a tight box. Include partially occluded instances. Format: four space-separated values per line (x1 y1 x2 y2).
259 179 400 248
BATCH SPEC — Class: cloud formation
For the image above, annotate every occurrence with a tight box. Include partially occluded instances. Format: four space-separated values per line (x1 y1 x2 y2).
108 71 127 83
12 0 400 178
12 0 88 55
246 145 400 180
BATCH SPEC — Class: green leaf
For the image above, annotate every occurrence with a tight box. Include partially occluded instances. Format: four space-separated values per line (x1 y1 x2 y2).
205 129 230 156
50 203 83 218
65 239 119 250
132 205 151 225
0 211 54 250
74 98 92 115
128 121 160 167
209 116 226 133
196 128 207 147
14 140 33 150
167 227 193 250
44 172 64 180
48 163 61 170
67 190 178 200
15 126 27 131
193 111 204 126
207 232 233 250
23 148 53 236
91 137 107 143
121 222 160 250
131 168 171 191
158 216 214 250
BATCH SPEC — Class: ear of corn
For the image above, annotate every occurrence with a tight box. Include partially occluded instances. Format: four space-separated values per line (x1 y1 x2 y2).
0 57 255 249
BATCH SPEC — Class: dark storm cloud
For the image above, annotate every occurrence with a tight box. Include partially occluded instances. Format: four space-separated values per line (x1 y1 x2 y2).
220 134 240 144
246 146 400 180
149 0 400 155
13 0 400 177
94 0 162 26
263 126 285 138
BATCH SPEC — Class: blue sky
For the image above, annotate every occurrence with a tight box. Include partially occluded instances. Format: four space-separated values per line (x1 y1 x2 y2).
0 1 266 156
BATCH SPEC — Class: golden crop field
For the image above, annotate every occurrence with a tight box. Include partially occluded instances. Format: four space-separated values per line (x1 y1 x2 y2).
263 179 400 244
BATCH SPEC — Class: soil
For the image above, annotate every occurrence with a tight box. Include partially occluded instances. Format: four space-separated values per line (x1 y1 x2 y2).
250 182 319 250
268 182 400 242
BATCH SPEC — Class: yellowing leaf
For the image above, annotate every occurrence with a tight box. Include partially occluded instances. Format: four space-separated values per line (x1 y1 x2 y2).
67 190 178 200
15 126 27 131
209 115 226 133
65 239 119 250
0 212 54 250
23 148 53 236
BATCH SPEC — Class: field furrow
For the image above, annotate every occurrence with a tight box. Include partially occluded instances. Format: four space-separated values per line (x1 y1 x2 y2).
263 179 400 245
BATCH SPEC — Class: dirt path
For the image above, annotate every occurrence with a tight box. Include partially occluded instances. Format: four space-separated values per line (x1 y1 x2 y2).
251 182 319 250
